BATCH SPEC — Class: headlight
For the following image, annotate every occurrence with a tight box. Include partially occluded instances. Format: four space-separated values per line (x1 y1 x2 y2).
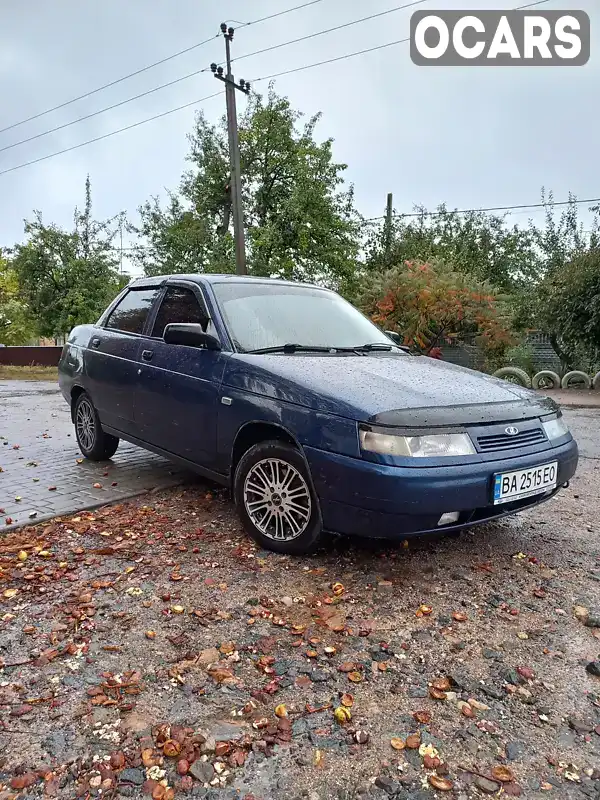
359 428 476 458
542 416 569 440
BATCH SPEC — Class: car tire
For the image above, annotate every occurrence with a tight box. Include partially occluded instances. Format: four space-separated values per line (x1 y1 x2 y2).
532 370 561 390
492 367 532 388
234 440 324 555
561 370 591 390
593 371 600 391
73 392 119 461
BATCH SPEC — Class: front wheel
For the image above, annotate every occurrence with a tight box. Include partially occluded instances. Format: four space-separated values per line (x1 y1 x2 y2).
233 441 324 555
74 392 119 461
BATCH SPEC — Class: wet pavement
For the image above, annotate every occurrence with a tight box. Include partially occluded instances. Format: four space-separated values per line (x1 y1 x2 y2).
0 380 598 530
0 381 194 529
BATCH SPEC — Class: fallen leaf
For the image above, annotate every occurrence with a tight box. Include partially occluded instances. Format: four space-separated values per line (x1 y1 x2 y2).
334 706 351 724
517 666 535 680
331 582 344 596
163 739 181 757
275 704 288 718
452 611 468 622
429 776 454 791
10 774 37 790
492 765 515 783
390 737 405 750
348 671 363 683
108 751 125 770
341 693 354 707
429 687 447 700
413 710 432 724
207 667 234 684
3 588 18 598
405 733 421 749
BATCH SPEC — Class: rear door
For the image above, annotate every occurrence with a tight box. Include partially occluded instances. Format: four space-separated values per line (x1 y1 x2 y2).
84 286 160 435
134 281 228 471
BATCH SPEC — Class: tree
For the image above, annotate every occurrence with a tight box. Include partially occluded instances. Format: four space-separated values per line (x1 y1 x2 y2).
537 248 600 371
0 251 36 345
131 86 361 289
357 259 514 357
12 177 126 338
516 191 600 366
364 204 539 292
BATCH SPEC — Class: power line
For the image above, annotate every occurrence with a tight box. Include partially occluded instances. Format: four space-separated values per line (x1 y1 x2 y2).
0 0 327 136
365 196 600 222
0 0 426 154
0 0 555 177
0 36 416 177
0 93 221 177
231 0 427 65
252 38 408 82
0 68 208 155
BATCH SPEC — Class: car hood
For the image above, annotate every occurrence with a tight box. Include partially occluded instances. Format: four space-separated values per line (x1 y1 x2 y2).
224 353 558 425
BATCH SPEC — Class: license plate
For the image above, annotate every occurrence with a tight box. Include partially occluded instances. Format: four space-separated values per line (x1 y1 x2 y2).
493 461 558 505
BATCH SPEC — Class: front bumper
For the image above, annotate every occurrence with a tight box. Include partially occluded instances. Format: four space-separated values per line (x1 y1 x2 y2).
304 438 578 539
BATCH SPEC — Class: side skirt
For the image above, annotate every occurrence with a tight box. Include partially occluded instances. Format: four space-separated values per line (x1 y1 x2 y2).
102 425 230 488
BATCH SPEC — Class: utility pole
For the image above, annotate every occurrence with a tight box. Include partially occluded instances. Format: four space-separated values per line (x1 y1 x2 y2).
384 192 393 263
211 25 250 275
119 215 124 275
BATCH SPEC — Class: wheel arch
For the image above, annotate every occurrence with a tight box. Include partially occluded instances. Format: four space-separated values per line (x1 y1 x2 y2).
70 385 87 422
230 421 302 488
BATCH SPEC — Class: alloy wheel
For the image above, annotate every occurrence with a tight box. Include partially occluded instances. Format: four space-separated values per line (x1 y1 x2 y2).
243 458 312 542
76 398 96 452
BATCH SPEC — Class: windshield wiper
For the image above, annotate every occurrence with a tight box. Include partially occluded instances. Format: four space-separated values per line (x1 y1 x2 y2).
247 344 333 354
348 342 412 354
349 343 394 352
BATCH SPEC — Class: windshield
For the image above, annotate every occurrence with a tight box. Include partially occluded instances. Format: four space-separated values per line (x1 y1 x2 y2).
212 281 402 353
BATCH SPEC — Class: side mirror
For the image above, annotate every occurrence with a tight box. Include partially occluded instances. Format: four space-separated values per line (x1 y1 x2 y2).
163 323 221 351
385 330 402 345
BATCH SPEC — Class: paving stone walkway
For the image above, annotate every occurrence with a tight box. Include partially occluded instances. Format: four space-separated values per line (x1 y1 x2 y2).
0 381 194 529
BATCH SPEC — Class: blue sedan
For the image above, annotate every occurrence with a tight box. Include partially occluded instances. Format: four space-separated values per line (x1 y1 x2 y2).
58 274 578 554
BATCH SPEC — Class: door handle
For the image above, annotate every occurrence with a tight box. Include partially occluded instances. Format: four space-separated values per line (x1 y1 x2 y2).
142 349 154 361
91 337 100 349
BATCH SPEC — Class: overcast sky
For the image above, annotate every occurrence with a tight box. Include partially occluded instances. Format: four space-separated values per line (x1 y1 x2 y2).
0 0 597 275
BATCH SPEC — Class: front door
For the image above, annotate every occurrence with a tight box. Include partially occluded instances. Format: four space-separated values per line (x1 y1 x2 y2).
134 283 227 472
84 286 159 435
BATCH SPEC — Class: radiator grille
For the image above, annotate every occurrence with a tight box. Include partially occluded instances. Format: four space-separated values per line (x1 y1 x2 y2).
476 428 546 453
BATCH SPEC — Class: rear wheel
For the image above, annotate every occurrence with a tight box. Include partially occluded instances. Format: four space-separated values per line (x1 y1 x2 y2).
74 392 119 461
233 440 323 555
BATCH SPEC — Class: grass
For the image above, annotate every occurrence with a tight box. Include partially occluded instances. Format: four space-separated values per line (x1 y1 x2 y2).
0 364 58 381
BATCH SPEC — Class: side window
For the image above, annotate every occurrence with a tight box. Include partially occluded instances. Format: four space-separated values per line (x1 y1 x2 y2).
105 289 158 334
151 287 217 339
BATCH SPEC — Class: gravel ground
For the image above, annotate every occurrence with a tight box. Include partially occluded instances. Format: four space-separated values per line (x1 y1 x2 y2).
1 452 600 800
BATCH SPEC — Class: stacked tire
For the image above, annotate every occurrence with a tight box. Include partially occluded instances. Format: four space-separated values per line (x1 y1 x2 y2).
492 367 532 388
493 367 600 391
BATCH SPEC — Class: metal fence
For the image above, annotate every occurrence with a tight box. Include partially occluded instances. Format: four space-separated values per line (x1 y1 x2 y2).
441 331 562 374
0 346 63 367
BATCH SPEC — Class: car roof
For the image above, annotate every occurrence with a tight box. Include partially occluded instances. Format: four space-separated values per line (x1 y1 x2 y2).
127 274 329 291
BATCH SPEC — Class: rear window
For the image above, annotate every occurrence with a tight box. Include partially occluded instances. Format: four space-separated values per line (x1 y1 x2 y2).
105 288 158 334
